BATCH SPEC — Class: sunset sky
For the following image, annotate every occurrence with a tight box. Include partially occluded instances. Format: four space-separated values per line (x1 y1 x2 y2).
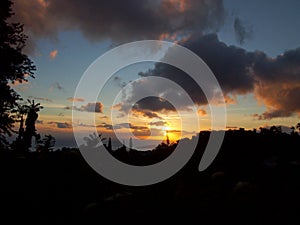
9 0 300 148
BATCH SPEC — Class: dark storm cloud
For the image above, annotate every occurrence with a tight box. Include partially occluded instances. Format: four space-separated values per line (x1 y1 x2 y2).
132 97 175 113
253 48 300 83
12 0 225 48
136 34 256 111
135 34 300 119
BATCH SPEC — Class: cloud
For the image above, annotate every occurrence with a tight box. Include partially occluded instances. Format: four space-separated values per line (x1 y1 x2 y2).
131 108 163 120
197 109 207 116
11 1 300 120
75 102 104 113
36 120 43 124
226 126 239 129
49 49 58 59
64 106 72 110
234 17 253 45
252 48 300 119
90 122 150 136
28 96 53 102
49 82 63 92
12 0 225 52
48 121 72 129
67 97 85 102
133 34 255 112
149 121 167 126
133 34 300 119
116 81 179 117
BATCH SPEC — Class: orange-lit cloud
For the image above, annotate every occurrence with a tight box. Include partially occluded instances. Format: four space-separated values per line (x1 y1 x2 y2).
67 97 85 102
251 49 300 119
162 0 190 13
197 109 207 116
224 95 237 104
158 32 178 42
50 50 58 59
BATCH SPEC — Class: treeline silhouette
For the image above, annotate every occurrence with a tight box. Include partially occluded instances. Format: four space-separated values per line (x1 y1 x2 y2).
1 126 300 225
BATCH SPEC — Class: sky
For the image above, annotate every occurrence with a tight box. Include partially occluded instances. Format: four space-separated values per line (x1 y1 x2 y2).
9 0 300 149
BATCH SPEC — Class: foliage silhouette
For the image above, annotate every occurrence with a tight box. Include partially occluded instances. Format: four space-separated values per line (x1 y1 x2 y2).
10 99 45 152
36 134 56 152
0 0 36 148
2 125 300 225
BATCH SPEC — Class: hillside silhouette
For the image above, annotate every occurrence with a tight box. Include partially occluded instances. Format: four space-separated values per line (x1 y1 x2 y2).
1 127 300 225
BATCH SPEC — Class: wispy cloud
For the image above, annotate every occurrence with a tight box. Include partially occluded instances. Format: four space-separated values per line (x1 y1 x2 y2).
36 120 43 124
49 82 63 92
28 96 53 102
48 121 72 129
67 97 85 102
234 17 253 45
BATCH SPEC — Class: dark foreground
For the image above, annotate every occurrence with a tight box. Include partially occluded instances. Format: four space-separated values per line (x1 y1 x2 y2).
1 129 300 225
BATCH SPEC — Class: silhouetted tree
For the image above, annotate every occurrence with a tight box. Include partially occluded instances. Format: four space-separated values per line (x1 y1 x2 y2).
297 122 300 133
37 134 55 152
107 137 112 151
23 99 43 150
291 126 295 135
0 0 36 148
13 104 28 141
129 137 133 150
166 131 170 145
270 125 282 134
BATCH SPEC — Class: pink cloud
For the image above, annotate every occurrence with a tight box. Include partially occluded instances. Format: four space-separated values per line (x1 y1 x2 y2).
50 50 58 59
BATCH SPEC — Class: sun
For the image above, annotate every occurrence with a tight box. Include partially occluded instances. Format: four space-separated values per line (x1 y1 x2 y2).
162 126 171 136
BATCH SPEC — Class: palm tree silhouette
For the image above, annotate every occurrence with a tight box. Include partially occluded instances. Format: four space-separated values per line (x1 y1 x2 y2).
23 99 43 150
